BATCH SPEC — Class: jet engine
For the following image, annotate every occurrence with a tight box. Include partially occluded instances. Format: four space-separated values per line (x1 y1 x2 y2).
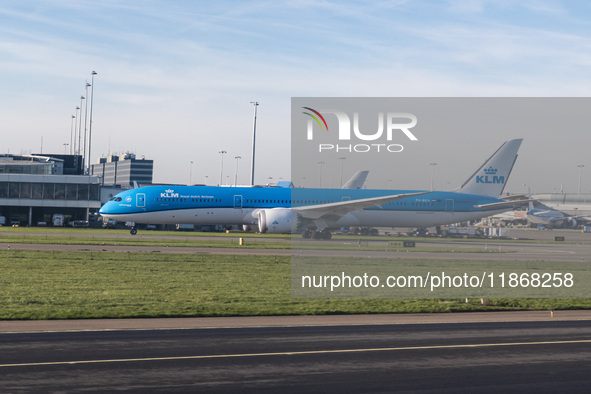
257 208 295 234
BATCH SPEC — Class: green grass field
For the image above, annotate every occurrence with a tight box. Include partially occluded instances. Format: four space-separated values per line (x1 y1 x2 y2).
1 249 589 320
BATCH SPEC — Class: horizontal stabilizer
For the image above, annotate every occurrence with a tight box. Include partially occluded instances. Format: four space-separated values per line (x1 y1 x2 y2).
501 194 528 201
474 198 534 210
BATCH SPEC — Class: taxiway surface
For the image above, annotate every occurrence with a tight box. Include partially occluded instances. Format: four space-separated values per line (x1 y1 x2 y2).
1 316 590 392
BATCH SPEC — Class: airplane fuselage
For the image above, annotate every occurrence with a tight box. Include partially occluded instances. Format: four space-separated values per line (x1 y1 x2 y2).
526 209 568 227
99 185 510 230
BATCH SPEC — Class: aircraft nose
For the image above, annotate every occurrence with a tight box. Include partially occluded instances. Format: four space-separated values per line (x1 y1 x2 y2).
99 203 109 215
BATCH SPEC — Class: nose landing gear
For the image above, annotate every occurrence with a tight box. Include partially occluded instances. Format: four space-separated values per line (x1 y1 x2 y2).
127 222 137 235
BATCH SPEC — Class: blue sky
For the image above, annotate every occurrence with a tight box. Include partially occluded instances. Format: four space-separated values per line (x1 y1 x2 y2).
2 0 591 192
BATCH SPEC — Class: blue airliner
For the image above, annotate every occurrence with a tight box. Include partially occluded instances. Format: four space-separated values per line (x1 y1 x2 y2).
99 139 528 238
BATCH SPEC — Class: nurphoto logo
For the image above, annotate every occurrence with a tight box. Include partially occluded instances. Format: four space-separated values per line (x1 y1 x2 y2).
302 107 418 153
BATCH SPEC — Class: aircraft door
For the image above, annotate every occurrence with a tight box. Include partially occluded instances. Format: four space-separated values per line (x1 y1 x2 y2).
136 193 146 208
233 195 243 209
445 199 454 212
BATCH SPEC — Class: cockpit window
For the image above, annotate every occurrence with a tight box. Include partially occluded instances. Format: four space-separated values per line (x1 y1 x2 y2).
114 197 122 202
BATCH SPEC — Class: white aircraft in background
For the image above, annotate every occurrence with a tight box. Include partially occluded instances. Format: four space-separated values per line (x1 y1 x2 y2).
526 201 578 228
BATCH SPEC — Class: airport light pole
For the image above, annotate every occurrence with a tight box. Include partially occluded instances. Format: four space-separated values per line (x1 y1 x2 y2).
77 96 84 156
338 157 346 187
430 162 437 191
250 101 259 185
77 99 84 173
70 115 75 154
83 82 90 173
74 106 80 156
578 164 585 194
219 150 227 186
189 161 193 185
318 161 325 187
87 71 97 175
234 156 241 186
63 143 69 154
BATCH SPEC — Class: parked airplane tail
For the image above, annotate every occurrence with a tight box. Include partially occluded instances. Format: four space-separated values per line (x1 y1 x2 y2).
342 170 369 189
458 139 522 197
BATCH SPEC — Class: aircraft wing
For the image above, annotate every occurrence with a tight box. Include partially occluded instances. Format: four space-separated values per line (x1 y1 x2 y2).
474 199 534 210
294 191 430 225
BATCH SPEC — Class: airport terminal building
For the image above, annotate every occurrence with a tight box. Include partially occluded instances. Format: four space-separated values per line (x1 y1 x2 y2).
90 153 153 187
0 153 153 226
534 192 591 218
0 173 102 226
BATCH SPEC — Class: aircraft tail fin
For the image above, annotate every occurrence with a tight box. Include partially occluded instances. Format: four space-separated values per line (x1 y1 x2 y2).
458 139 522 197
342 170 369 189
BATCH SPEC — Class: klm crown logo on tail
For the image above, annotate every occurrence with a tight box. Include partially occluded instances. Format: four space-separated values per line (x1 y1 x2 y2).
458 139 522 197
476 166 504 184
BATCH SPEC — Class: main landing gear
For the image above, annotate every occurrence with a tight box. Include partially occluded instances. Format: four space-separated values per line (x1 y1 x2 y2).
301 229 332 240
130 227 137 235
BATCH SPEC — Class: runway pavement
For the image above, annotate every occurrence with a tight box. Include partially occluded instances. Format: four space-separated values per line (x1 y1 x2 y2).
1 316 590 392
0 310 589 333
2 236 590 262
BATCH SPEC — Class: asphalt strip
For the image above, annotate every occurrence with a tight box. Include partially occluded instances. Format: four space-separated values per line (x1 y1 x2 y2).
0 310 590 334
